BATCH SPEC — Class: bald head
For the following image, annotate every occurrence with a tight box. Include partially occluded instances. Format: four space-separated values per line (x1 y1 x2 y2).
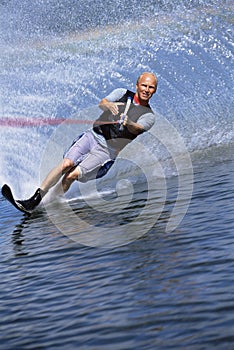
135 72 158 106
137 72 158 88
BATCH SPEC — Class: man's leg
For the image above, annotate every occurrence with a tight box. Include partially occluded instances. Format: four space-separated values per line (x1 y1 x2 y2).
61 165 81 193
16 131 108 211
40 159 74 193
15 131 92 211
16 158 74 211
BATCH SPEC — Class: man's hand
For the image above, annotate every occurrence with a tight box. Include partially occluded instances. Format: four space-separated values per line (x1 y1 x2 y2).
122 115 144 135
99 98 124 115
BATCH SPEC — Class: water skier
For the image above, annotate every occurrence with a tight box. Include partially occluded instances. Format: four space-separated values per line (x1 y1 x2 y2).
7 72 158 213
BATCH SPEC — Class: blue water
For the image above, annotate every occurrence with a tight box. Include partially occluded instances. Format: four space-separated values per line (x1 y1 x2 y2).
0 0 234 348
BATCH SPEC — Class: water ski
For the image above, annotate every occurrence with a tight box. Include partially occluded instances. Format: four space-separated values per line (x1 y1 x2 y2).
1 184 32 215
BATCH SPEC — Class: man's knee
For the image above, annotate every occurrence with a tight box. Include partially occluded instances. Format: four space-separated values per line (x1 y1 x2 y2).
64 166 81 182
62 158 74 173
61 166 81 192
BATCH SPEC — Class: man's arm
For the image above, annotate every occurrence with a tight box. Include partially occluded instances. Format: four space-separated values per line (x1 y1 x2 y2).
124 112 155 135
124 118 145 135
99 88 127 115
99 98 121 116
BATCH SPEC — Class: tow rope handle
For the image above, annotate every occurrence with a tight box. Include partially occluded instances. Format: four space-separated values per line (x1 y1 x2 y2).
119 96 132 131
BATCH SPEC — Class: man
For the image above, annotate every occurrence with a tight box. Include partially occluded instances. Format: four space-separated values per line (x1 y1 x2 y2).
16 72 158 212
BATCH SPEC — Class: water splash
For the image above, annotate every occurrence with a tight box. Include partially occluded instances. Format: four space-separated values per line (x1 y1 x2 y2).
0 0 233 193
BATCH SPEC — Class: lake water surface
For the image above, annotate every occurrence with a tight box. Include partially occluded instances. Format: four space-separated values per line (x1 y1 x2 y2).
0 0 233 348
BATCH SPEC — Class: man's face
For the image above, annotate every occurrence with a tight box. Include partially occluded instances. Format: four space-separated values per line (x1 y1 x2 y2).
136 74 157 105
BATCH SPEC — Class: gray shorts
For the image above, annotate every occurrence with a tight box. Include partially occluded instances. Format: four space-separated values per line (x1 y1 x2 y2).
63 130 114 182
